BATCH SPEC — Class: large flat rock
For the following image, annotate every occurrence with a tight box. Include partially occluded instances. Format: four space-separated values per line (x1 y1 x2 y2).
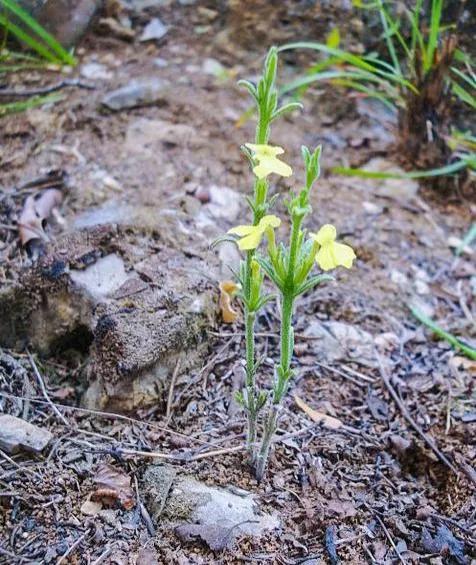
0 222 218 411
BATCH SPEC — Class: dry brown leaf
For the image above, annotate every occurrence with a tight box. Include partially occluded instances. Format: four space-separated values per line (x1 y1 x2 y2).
80 498 102 516
219 280 239 324
18 189 63 247
91 463 135 510
294 395 343 430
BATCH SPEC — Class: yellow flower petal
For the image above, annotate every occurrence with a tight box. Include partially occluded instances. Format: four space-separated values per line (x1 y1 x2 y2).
314 224 337 246
316 244 337 271
245 143 284 157
228 225 256 236
252 162 272 179
236 229 264 251
333 242 356 269
259 214 281 229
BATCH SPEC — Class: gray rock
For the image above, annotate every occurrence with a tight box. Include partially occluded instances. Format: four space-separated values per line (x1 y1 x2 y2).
18 0 102 47
356 158 419 200
202 58 225 76
102 78 170 111
0 414 53 454
139 18 168 42
304 320 377 367
143 465 279 545
123 0 172 10
124 118 203 155
70 254 130 301
0 225 217 411
81 62 113 81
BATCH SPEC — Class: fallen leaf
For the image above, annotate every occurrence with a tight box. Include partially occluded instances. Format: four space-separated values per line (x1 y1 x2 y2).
136 547 159 565
219 280 239 324
421 525 467 564
294 395 343 429
174 523 236 551
18 189 63 248
327 498 357 518
80 498 102 516
367 389 389 421
91 463 135 510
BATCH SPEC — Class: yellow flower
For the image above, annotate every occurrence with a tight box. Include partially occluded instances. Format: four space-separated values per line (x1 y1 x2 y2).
228 214 281 251
245 143 293 180
310 224 356 271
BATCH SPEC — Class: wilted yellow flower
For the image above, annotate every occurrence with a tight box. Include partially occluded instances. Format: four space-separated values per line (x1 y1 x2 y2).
310 224 356 271
245 143 292 180
228 214 281 251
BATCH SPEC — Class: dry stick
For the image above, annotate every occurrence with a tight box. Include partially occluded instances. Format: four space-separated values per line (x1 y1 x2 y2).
0 392 213 447
134 475 155 536
26 350 69 426
0 79 95 98
0 449 42 480
165 358 181 425
374 515 407 565
91 547 113 565
375 350 464 481
57 530 90 565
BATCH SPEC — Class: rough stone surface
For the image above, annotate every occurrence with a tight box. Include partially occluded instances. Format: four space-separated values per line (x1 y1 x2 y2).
139 18 168 42
142 465 280 540
0 224 217 411
19 0 102 47
102 79 170 111
356 158 419 199
0 414 53 454
304 320 377 367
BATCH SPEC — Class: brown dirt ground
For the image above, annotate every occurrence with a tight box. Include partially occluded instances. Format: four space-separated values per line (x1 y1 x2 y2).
0 2 475 563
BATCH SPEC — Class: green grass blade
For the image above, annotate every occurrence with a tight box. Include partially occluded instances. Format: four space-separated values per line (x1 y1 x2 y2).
451 66 476 90
327 78 398 110
410 306 476 360
425 0 443 74
281 68 400 98
279 41 418 93
0 15 59 62
451 80 476 110
332 159 470 179
0 92 62 116
377 0 402 73
0 0 75 65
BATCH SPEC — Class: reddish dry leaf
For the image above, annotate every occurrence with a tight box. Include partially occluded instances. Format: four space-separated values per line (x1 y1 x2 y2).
18 189 63 246
91 463 135 510
219 280 239 324
294 395 343 430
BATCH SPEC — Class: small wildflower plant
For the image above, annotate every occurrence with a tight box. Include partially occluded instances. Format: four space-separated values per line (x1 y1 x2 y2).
225 47 356 481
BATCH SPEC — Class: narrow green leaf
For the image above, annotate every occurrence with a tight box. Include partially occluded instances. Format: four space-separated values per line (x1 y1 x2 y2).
410 306 476 360
332 159 470 179
0 0 75 65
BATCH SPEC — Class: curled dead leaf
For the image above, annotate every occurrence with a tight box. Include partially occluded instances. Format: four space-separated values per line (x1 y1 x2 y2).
294 395 343 430
91 463 135 510
18 189 63 248
219 280 239 324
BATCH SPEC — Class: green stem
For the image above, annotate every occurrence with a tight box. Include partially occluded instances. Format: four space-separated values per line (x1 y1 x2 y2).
255 219 300 480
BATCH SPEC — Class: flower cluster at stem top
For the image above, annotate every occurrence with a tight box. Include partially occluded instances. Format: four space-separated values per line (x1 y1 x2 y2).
228 143 356 273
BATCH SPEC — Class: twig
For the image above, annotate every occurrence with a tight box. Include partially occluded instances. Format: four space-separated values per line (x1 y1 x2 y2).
374 515 406 565
0 449 42 480
26 350 69 426
0 391 213 447
91 547 113 565
0 79 95 99
134 475 155 536
165 358 181 425
375 350 463 480
56 529 89 564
